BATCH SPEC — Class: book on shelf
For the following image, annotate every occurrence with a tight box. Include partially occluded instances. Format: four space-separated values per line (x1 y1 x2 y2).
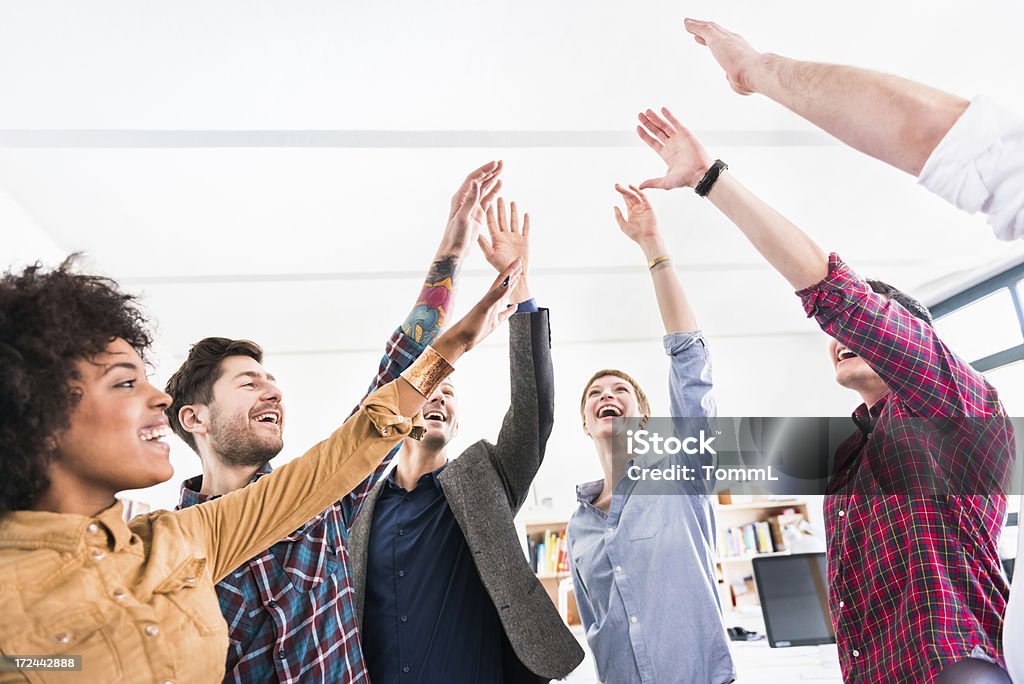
529 528 570 575
718 515 790 558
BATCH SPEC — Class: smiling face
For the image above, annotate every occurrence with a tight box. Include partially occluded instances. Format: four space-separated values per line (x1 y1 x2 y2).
198 355 285 467
51 337 175 495
828 338 889 402
581 373 645 440
421 379 458 450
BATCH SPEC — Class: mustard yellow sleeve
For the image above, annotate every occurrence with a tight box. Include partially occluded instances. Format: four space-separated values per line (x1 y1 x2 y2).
171 381 421 583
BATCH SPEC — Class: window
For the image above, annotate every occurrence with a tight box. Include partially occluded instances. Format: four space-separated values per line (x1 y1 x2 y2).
931 260 1024 566
935 289 1022 362
930 259 1024 415
984 362 1024 416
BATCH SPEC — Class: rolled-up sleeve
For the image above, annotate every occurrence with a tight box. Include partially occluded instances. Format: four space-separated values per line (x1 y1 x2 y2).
664 331 716 419
796 253 998 418
918 95 1024 241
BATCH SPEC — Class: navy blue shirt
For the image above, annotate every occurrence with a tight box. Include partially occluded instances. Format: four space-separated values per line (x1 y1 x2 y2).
362 464 505 684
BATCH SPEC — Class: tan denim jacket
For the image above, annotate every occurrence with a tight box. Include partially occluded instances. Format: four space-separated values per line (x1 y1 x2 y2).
0 382 421 684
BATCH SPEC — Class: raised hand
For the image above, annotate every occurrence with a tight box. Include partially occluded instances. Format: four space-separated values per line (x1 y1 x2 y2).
613 184 660 246
479 197 533 302
683 19 763 96
479 197 530 272
441 160 504 259
614 187 698 334
433 259 524 359
402 161 501 347
636 108 714 191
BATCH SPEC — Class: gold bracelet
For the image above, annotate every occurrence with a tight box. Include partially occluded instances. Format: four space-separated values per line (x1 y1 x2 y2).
648 255 671 270
400 345 455 398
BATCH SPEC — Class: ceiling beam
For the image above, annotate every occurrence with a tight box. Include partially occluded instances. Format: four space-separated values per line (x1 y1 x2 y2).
0 129 838 149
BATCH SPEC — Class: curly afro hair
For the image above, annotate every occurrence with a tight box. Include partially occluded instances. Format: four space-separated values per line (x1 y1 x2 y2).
0 257 153 514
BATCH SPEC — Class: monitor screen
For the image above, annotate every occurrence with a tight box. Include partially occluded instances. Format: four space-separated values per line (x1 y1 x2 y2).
753 552 835 648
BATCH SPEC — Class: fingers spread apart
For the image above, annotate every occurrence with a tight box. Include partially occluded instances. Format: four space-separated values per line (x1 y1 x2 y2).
614 183 645 207
639 110 671 142
489 197 527 234
636 124 663 152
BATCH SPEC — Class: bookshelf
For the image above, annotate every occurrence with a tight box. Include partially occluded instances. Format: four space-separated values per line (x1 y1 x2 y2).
518 495 809 623
713 494 810 609
523 519 579 625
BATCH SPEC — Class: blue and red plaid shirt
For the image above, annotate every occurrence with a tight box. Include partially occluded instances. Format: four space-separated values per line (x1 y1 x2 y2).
798 254 1013 683
177 327 425 684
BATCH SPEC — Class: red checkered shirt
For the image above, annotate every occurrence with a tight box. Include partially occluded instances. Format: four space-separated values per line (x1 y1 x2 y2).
797 254 1013 683
177 327 425 684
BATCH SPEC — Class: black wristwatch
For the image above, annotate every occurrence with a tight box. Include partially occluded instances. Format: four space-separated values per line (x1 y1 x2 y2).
695 160 728 197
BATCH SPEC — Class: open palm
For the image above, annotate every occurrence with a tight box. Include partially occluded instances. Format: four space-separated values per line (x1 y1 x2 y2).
479 197 530 274
636 108 714 190
613 184 659 244
445 160 503 257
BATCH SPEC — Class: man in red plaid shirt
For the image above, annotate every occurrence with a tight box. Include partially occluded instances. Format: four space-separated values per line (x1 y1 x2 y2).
164 161 504 684
680 18 1024 683
633 106 1015 682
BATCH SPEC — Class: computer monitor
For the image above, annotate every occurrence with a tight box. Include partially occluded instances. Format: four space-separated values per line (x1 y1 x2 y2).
753 552 836 648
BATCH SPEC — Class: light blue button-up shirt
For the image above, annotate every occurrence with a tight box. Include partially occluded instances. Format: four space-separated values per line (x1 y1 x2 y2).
567 331 735 684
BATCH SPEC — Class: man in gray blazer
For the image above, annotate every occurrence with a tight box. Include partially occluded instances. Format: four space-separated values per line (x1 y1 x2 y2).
349 198 584 682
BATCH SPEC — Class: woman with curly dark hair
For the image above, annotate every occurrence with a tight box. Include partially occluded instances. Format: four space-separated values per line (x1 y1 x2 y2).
0 256 523 682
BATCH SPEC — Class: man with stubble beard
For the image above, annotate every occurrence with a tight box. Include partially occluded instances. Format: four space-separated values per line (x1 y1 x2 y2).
349 197 584 683
163 161 504 684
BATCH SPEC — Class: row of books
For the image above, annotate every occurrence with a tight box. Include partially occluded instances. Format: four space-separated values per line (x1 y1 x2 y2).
719 518 784 558
528 529 570 575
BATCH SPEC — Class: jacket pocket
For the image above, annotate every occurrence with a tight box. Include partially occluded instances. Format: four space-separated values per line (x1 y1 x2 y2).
153 556 222 637
5 607 124 683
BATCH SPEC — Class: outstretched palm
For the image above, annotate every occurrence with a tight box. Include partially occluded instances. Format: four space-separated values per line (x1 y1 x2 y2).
444 160 503 257
684 19 762 96
479 197 530 274
636 108 714 191
613 184 659 245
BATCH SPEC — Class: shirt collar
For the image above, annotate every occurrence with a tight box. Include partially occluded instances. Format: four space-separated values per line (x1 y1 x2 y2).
575 478 604 505
0 499 134 553
97 500 136 550
386 461 448 492
177 462 273 509
852 395 889 434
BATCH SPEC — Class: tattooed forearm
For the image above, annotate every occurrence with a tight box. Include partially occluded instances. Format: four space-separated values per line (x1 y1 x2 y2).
401 255 459 345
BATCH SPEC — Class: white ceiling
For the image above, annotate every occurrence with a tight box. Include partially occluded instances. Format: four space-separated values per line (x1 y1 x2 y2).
2 1 1023 129
2 0 1023 512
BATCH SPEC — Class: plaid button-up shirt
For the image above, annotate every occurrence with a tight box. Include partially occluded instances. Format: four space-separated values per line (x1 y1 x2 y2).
178 327 425 684
798 254 1013 683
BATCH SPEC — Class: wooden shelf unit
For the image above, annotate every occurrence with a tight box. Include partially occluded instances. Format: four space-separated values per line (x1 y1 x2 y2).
713 495 810 609
519 496 810 623
523 520 579 625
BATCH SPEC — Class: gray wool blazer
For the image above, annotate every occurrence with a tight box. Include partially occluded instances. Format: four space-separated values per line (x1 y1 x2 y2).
349 309 584 682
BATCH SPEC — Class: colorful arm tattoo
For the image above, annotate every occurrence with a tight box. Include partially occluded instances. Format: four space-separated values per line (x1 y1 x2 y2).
400 255 458 346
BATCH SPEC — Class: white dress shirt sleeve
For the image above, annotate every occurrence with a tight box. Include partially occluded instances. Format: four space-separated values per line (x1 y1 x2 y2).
918 95 1024 241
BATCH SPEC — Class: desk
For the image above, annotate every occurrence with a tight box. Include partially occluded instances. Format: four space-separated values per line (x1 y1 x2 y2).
726 608 842 682
564 610 843 683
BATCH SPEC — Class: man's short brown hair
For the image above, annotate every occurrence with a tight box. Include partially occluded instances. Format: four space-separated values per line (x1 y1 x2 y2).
164 337 263 452
579 369 651 424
